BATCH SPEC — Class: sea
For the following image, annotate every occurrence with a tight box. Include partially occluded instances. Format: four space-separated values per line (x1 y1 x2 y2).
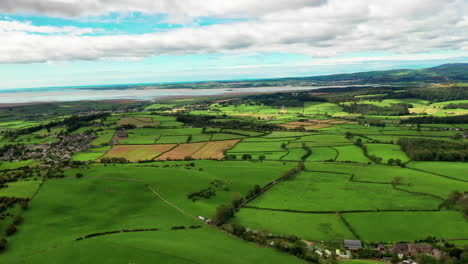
0 84 370 105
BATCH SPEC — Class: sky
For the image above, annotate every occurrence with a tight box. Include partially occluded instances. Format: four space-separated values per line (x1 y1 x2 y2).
0 0 467 89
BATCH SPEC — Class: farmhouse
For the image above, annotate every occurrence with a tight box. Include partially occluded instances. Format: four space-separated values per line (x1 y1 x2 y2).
116 130 128 138
344 239 363 250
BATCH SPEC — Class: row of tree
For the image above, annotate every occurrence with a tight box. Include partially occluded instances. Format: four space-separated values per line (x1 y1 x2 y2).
400 114 468 124
342 103 411 116
398 138 468 161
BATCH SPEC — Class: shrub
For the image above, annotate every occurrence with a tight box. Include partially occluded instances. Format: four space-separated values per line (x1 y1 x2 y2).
5 224 16 236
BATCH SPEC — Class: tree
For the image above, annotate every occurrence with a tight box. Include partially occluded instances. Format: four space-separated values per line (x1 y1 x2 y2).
241 154 252 160
20 200 29 210
231 192 243 208
13 215 22 225
416 254 438 264
390 255 400 264
212 204 234 226
458 196 468 218
246 184 262 198
5 224 16 236
258 155 266 162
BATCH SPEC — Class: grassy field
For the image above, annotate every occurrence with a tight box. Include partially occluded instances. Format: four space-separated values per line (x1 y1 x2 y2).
307 147 338 161
72 146 111 161
156 135 189 144
293 135 351 147
344 211 468 242
189 134 212 142
210 133 245 141
304 162 468 198
0 160 36 170
0 176 196 262
72 151 107 161
2 228 306 264
303 102 347 116
407 162 468 181
282 148 307 161
249 172 440 211
229 141 285 152
334 145 370 163
233 208 354 241
118 116 160 127
365 144 409 163
90 130 115 146
64 161 297 219
0 181 41 198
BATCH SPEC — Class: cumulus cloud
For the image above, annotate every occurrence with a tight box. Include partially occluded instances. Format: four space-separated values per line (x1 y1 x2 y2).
0 0 467 63
0 20 99 35
0 0 326 22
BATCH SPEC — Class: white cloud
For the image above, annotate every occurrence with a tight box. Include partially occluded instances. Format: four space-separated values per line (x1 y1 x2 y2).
0 20 99 35
0 0 326 22
0 0 467 63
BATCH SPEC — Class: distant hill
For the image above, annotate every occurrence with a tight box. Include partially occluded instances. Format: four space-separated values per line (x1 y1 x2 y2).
299 63 468 83
46 63 468 91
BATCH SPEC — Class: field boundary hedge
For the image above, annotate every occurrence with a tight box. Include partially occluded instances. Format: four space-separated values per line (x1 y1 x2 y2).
405 167 468 183
75 228 161 241
338 213 361 240
329 147 340 160
243 206 440 214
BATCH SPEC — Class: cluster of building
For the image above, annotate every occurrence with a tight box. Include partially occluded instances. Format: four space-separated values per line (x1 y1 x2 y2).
311 239 442 263
378 243 442 259
2 133 96 166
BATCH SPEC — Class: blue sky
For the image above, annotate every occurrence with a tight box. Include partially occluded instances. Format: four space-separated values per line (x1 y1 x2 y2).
0 0 467 89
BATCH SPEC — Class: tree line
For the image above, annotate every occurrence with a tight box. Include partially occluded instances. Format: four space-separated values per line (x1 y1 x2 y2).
400 115 468 124
398 138 468 161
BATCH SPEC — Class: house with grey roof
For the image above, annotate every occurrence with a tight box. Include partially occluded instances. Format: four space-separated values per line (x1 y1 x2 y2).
344 239 363 250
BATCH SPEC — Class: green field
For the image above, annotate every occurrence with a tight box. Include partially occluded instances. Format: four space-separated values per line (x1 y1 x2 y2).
91 130 115 146
0 160 36 170
335 145 370 163
65 161 297 218
365 144 409 163
281 148 307 161
157 135 189 144
344 211 468 242
0 181 41 198
233 209 354 241
307 147 338 161
1 176 199 260
407 161 468 181
249 172 440 211
303 162 468 198
229 141 285 152
72 146 111 161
